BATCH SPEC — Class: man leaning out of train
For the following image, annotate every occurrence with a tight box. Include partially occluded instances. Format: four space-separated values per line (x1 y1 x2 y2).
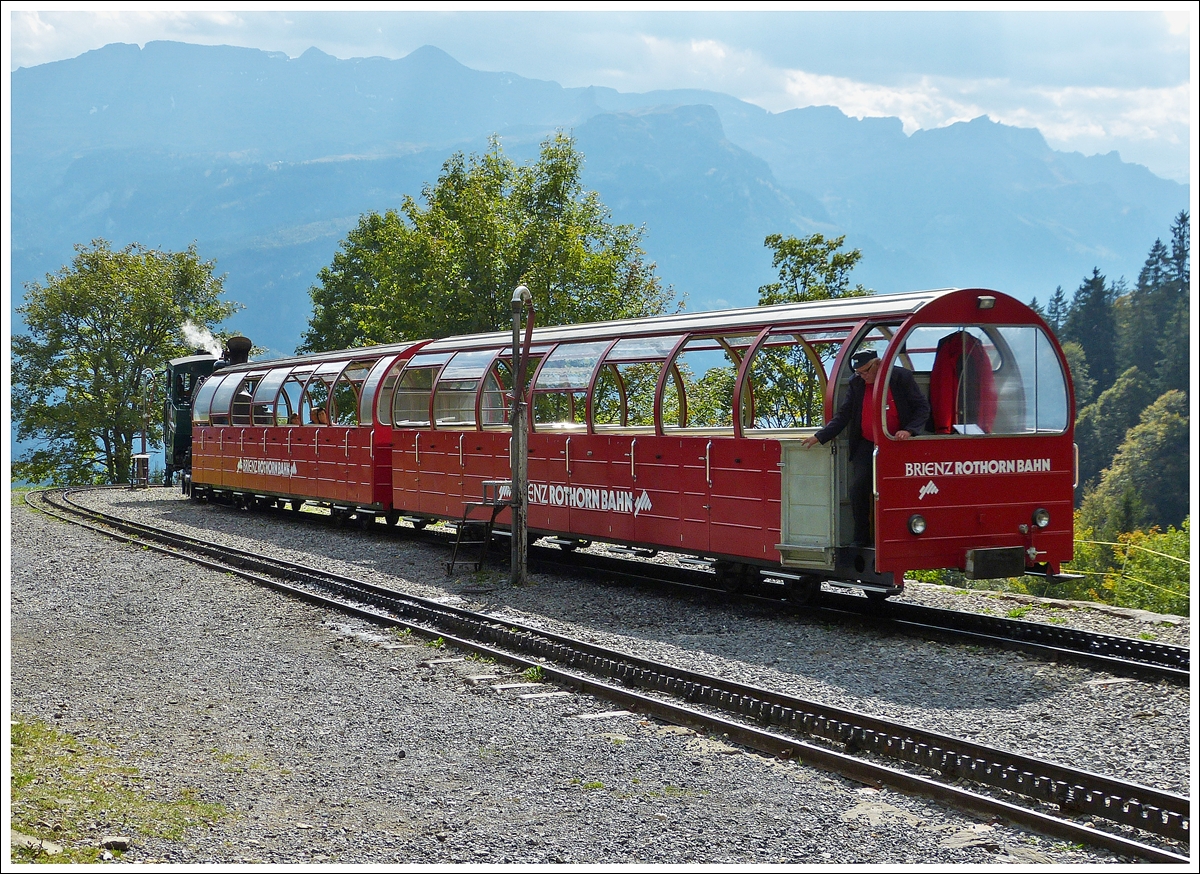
801 349 930 547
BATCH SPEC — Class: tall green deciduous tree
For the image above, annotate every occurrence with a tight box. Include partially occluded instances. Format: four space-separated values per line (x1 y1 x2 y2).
1059 341 1095 408
1073 366 1156 501
752 233 872 427
14 240 235 485
301 134 676 351
1078 390 1190 540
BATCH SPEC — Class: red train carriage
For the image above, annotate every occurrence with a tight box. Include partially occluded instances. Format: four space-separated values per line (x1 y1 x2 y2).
188 287 1075 598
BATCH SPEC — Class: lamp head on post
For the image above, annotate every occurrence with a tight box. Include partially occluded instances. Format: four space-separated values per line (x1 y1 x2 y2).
512 284 531 311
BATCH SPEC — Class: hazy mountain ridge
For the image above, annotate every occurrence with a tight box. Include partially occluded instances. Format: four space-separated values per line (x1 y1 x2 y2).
11 40 1188 356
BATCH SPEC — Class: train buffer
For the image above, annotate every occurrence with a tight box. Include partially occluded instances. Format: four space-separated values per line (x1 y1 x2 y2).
446 480 513 575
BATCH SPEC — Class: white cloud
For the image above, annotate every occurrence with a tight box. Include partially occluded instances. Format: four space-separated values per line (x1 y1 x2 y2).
781 69 981 134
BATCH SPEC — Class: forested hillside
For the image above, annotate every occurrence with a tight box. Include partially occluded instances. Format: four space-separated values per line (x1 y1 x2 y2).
1031 212 1190 614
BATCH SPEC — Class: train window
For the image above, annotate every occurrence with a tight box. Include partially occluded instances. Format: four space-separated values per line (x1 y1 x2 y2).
532 342 610 431
481 359 514 427
533 390 587 430
593 362 659 429
374 360 408 426
433 349 498 427
745 331 830 429
253 369 290 424
890 324 1067 436
277 368 313 425
662 335 752 430
534 341 611 391
605 335 683 362
331 375 361 426
168 368 202 407
208 373 243 425
301 375 333 426
392 366 439 427
593 336 679 430
330 359 374 426
359 354 407 427
232 373 271 426
191 373 229 425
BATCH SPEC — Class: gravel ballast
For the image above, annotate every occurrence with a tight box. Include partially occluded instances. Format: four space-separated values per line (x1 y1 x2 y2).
10 488 1191 862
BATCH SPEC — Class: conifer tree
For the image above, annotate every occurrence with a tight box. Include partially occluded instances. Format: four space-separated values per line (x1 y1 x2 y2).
1045 285 1069 335
1062 268 1117 394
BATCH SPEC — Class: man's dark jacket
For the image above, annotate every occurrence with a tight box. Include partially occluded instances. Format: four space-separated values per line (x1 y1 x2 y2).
814 367 930 455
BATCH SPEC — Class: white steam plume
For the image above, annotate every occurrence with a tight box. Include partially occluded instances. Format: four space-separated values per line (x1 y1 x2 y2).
181 320 222 357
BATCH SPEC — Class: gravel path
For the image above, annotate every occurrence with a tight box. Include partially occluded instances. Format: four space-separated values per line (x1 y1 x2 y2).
10 488 1191 862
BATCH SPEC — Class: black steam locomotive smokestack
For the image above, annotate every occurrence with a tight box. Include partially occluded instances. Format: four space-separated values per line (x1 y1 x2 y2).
224 336 252 366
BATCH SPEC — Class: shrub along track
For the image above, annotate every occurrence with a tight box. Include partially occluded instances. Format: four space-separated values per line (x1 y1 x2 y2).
26 487 1190 863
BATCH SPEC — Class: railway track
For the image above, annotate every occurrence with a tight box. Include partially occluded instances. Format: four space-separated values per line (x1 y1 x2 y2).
28 487 1191 863
533 548 1191 685
144 484 1190 684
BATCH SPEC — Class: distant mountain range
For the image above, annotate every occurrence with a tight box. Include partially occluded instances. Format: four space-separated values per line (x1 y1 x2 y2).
11 41 1188 357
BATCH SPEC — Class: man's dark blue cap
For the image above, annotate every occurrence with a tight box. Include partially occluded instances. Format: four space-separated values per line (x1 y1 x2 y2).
852 350 879 369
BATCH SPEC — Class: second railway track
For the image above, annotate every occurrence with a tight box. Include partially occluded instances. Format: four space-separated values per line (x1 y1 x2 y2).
29 487 1191 863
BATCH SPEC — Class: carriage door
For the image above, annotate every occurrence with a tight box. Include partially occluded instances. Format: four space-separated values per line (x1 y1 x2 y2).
777 439 836 569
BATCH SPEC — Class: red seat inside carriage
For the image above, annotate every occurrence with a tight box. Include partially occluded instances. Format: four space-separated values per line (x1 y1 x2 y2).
928 330 998 434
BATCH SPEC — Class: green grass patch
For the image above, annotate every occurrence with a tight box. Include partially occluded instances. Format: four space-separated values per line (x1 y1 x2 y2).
10 717 226 862
522 665 545 682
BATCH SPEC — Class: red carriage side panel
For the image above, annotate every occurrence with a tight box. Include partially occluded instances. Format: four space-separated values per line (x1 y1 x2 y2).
562 435 633 543
629 436 682 550
527 433 571 533
461 431 513 526
708 438 782 563
678 436 711 554
287 427 319 498
416 432 461 517
391 430 421 515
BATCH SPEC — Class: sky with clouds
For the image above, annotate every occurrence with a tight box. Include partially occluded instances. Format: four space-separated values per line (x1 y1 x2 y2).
7 6 1196 182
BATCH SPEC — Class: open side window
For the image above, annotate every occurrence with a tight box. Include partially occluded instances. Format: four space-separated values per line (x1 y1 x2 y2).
277 367 314 425
300 364 341 426
532 341 610 432
592 335 680 431
481 358 515 428
330 359 374 426
661 334 755 431
251 369 290 425
744 330 833 430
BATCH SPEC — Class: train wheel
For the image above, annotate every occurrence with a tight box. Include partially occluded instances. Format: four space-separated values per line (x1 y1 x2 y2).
785 575 821 606
385 512 400 527
357 512 375 531
290 500 304 514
